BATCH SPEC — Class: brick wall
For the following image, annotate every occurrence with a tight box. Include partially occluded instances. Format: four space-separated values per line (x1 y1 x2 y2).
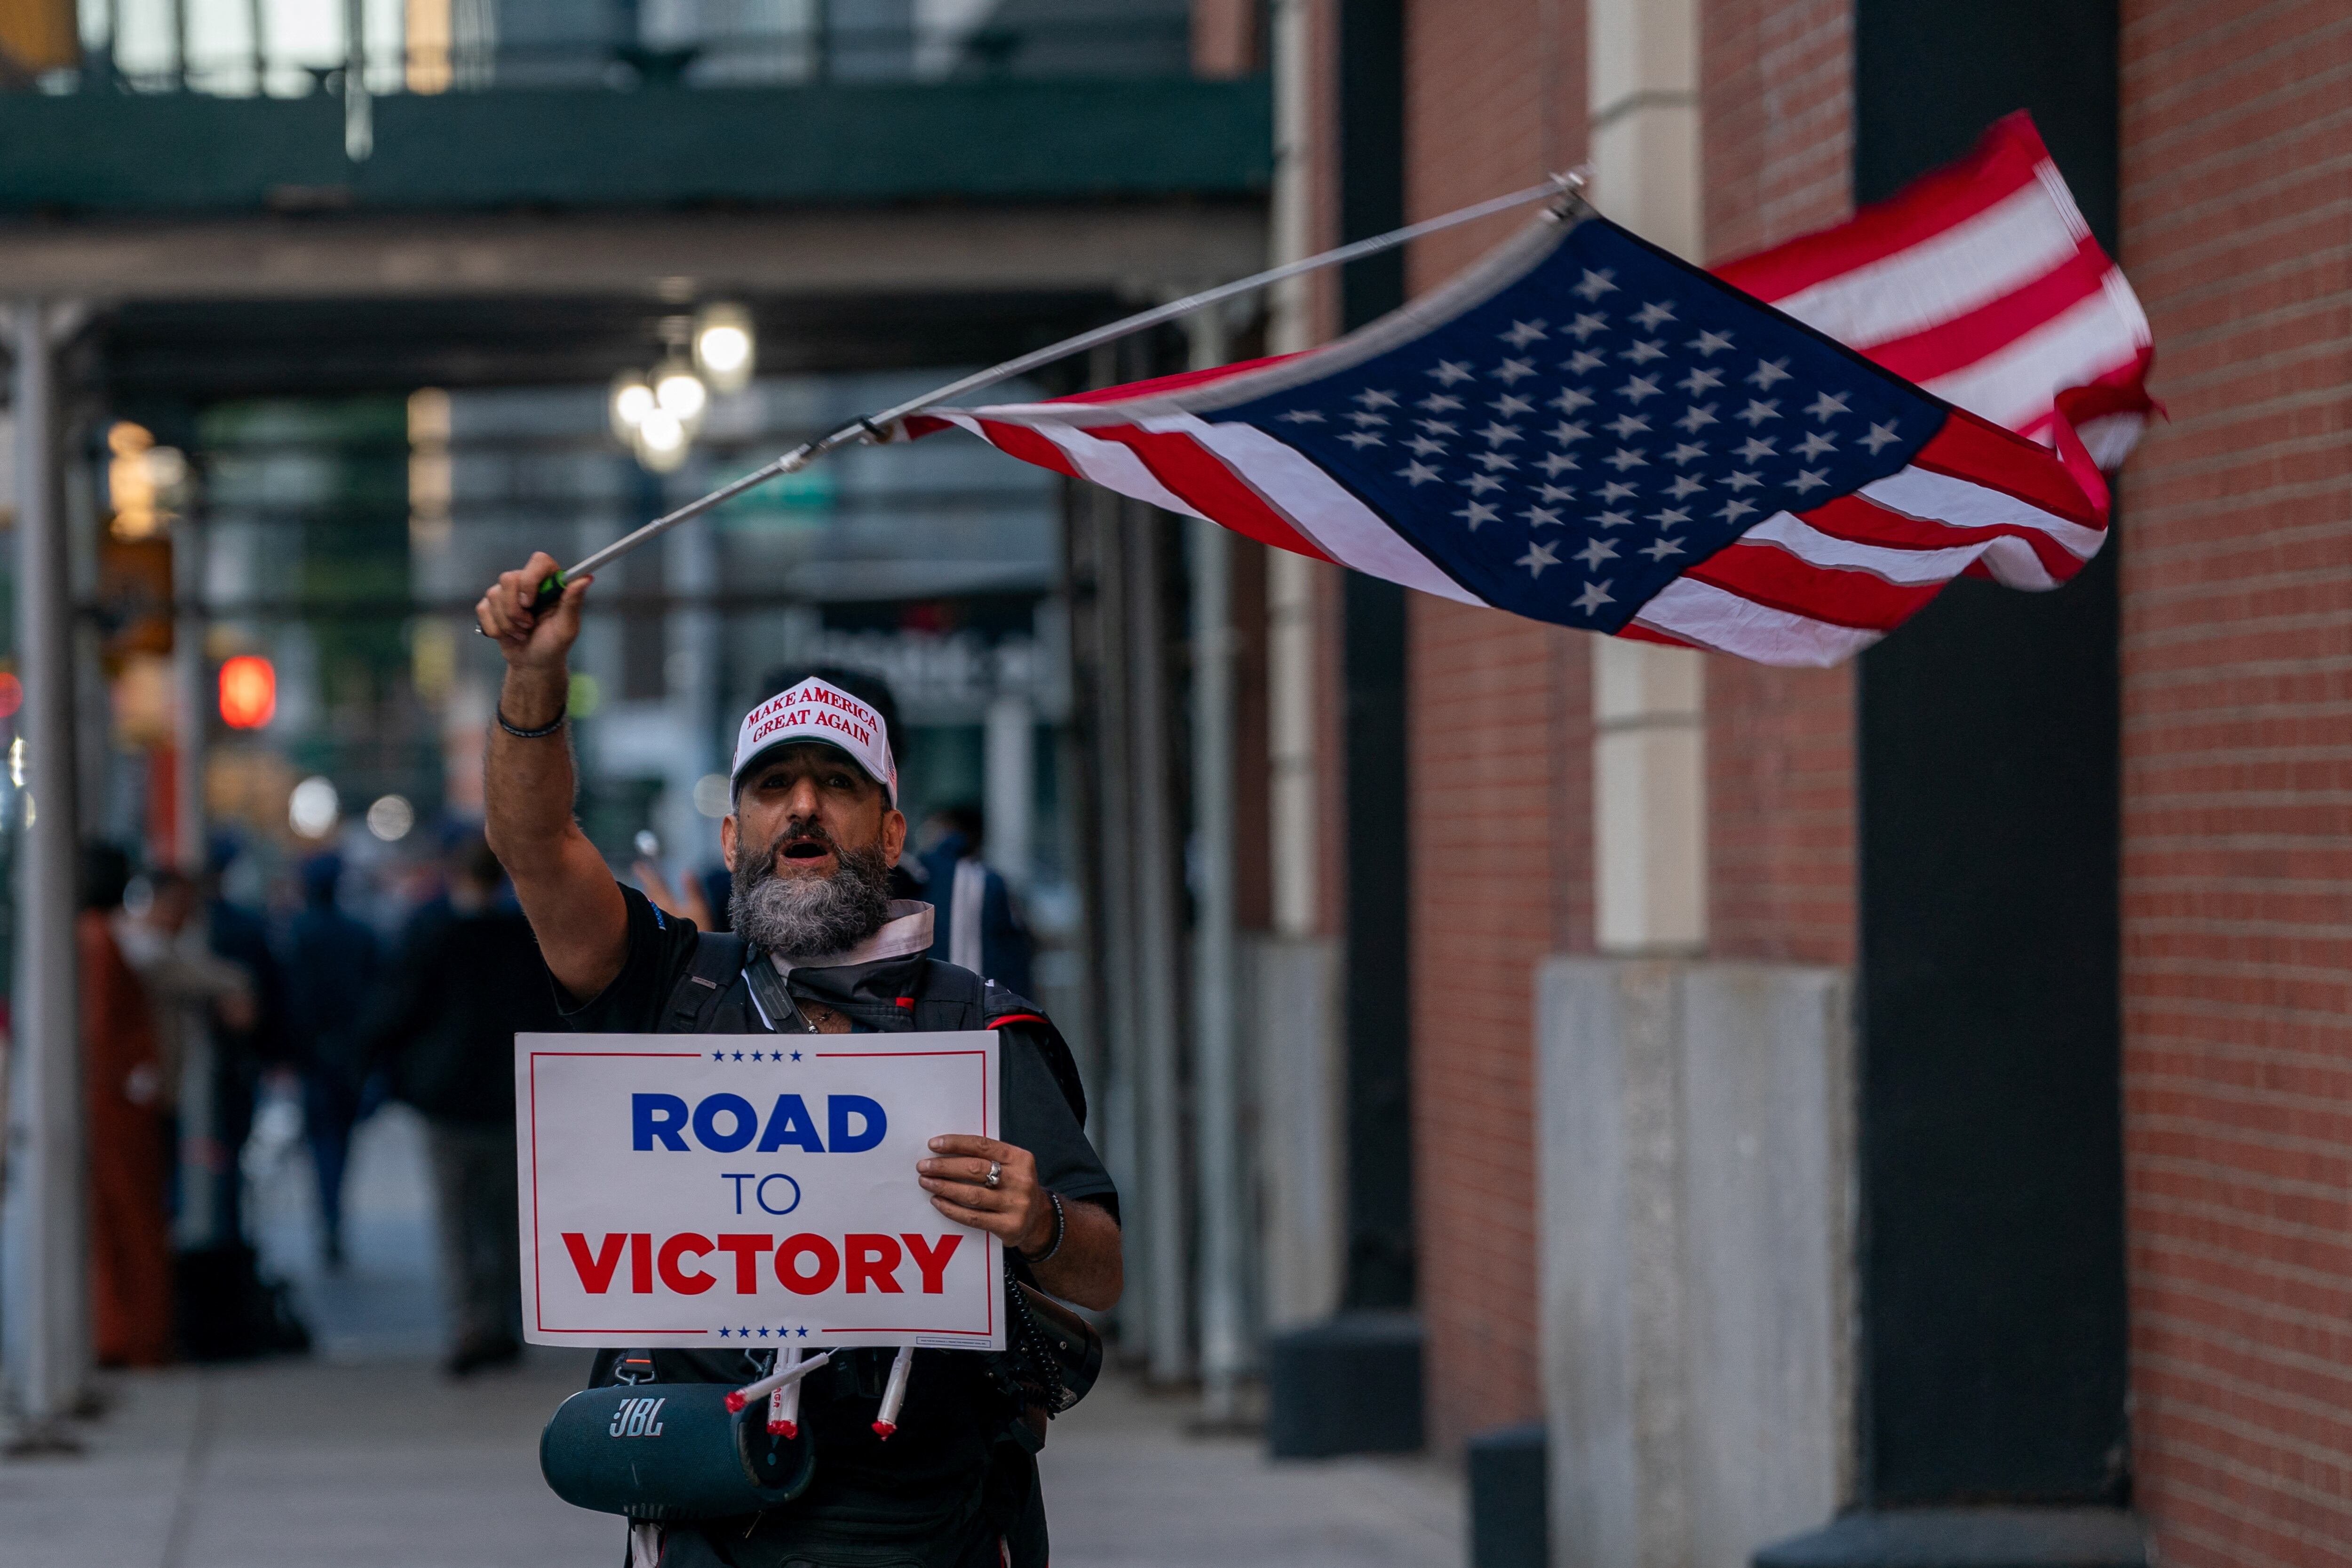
2117 4 2352 1564
1402 0 1589 1454
1699 0 1857 968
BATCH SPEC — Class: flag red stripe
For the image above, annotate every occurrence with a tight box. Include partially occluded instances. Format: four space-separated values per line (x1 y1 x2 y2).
1612 621 1703 652
1713 113 2049 302
2052 347 2159 425
1904 410 2107 529
1685 540 1942 631
1797 494 2087 584
968 419 1081 480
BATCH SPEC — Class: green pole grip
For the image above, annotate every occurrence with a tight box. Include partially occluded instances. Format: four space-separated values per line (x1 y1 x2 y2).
532 570 567 613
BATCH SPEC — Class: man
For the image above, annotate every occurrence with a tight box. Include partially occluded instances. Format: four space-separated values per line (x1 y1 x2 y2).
282 852 379 1270
478 553 1120 1568
362 836 560 1377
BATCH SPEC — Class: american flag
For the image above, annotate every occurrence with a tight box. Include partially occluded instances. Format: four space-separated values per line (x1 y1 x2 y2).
905 118 2144 668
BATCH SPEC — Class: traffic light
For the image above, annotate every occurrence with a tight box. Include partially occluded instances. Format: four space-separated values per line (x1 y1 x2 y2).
218 655 277 730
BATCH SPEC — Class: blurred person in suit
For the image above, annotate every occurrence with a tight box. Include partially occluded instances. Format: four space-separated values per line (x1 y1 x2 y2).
364 835 562 1376
282 852 380 1270
918 804 1034 998
202 835 287 1250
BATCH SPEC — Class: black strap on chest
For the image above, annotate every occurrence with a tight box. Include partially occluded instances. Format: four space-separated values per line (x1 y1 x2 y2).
657 933 1087 1127
662 931 748 1035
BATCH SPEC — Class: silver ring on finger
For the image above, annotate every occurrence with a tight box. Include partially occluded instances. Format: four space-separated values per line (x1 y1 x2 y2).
984 1161 1002 1189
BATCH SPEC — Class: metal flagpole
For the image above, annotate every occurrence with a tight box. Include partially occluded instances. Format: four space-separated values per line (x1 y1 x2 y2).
532 172 1581 606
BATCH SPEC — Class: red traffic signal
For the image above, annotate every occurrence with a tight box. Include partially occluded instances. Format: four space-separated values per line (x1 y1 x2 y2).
218 655 276 730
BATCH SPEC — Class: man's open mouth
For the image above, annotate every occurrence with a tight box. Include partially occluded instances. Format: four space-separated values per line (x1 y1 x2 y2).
780 837 832 862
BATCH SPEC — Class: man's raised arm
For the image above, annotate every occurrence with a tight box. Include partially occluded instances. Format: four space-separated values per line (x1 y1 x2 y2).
476 551 629 1003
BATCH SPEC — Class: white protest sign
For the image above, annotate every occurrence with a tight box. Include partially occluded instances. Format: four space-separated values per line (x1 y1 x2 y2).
516 1031 1002 1352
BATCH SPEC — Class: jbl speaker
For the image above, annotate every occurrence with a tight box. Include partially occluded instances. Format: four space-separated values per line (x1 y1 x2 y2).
540 1383 817 1520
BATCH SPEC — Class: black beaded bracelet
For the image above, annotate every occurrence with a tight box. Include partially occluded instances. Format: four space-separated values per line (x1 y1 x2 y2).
495 703 568 740
1022 1191 1067 1266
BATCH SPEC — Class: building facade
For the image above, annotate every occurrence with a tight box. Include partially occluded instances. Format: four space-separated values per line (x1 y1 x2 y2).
1247 1 2349 1564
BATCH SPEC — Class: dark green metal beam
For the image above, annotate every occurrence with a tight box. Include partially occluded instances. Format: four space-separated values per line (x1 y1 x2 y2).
0 77 1271 214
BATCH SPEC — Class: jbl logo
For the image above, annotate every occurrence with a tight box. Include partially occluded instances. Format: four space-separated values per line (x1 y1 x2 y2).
608 1396 667 1438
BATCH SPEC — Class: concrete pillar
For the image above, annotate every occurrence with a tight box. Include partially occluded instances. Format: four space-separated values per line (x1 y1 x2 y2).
1537 959 1855 1568
1593 641 1706 953
3 301 88 1448
1254 0 1347 1334
1126 506 1191 1383
1188 304 1248 1419
1587 0 1708 958
1081 453 1149 1345
982 691 1033 892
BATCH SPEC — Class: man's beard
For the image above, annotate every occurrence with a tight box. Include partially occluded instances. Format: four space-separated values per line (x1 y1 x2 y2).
729 818 895 961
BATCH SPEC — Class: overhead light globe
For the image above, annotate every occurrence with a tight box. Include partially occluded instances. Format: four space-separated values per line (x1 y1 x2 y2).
610 371 654 441
635 407 690 472
654 362 707 427
289 775 340 839
692 302 756 393
366 793 415 842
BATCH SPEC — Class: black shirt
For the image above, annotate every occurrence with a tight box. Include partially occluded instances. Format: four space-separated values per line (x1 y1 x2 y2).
562 885 1115 1535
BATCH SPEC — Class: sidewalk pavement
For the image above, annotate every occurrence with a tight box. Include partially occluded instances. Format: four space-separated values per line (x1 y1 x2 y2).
1043 1376 1465 1568
3 1098 1465 1567
0 1354 1462 1568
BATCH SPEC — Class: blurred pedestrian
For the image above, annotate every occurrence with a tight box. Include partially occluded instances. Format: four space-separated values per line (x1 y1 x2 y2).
282 852 380 1270
919 803 1034 997
203 836 287 1250
364 835 561 1376
81 843 173 1368
114 867 255 1250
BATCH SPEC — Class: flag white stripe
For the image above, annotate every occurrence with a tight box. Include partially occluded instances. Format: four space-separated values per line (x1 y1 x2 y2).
1766 183 2084 349
1164 416 1485 606
943 414 1209 522
1630 577 1882 668
1740 511 2060 591
1858 464 2106 559
1921 290 2153 433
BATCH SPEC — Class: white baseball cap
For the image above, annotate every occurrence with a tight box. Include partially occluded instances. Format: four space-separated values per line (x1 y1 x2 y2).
730 677 898 806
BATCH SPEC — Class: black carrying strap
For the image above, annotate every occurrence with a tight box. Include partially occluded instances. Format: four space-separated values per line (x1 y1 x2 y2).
660 933 1087 1127
663 932 748 1034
